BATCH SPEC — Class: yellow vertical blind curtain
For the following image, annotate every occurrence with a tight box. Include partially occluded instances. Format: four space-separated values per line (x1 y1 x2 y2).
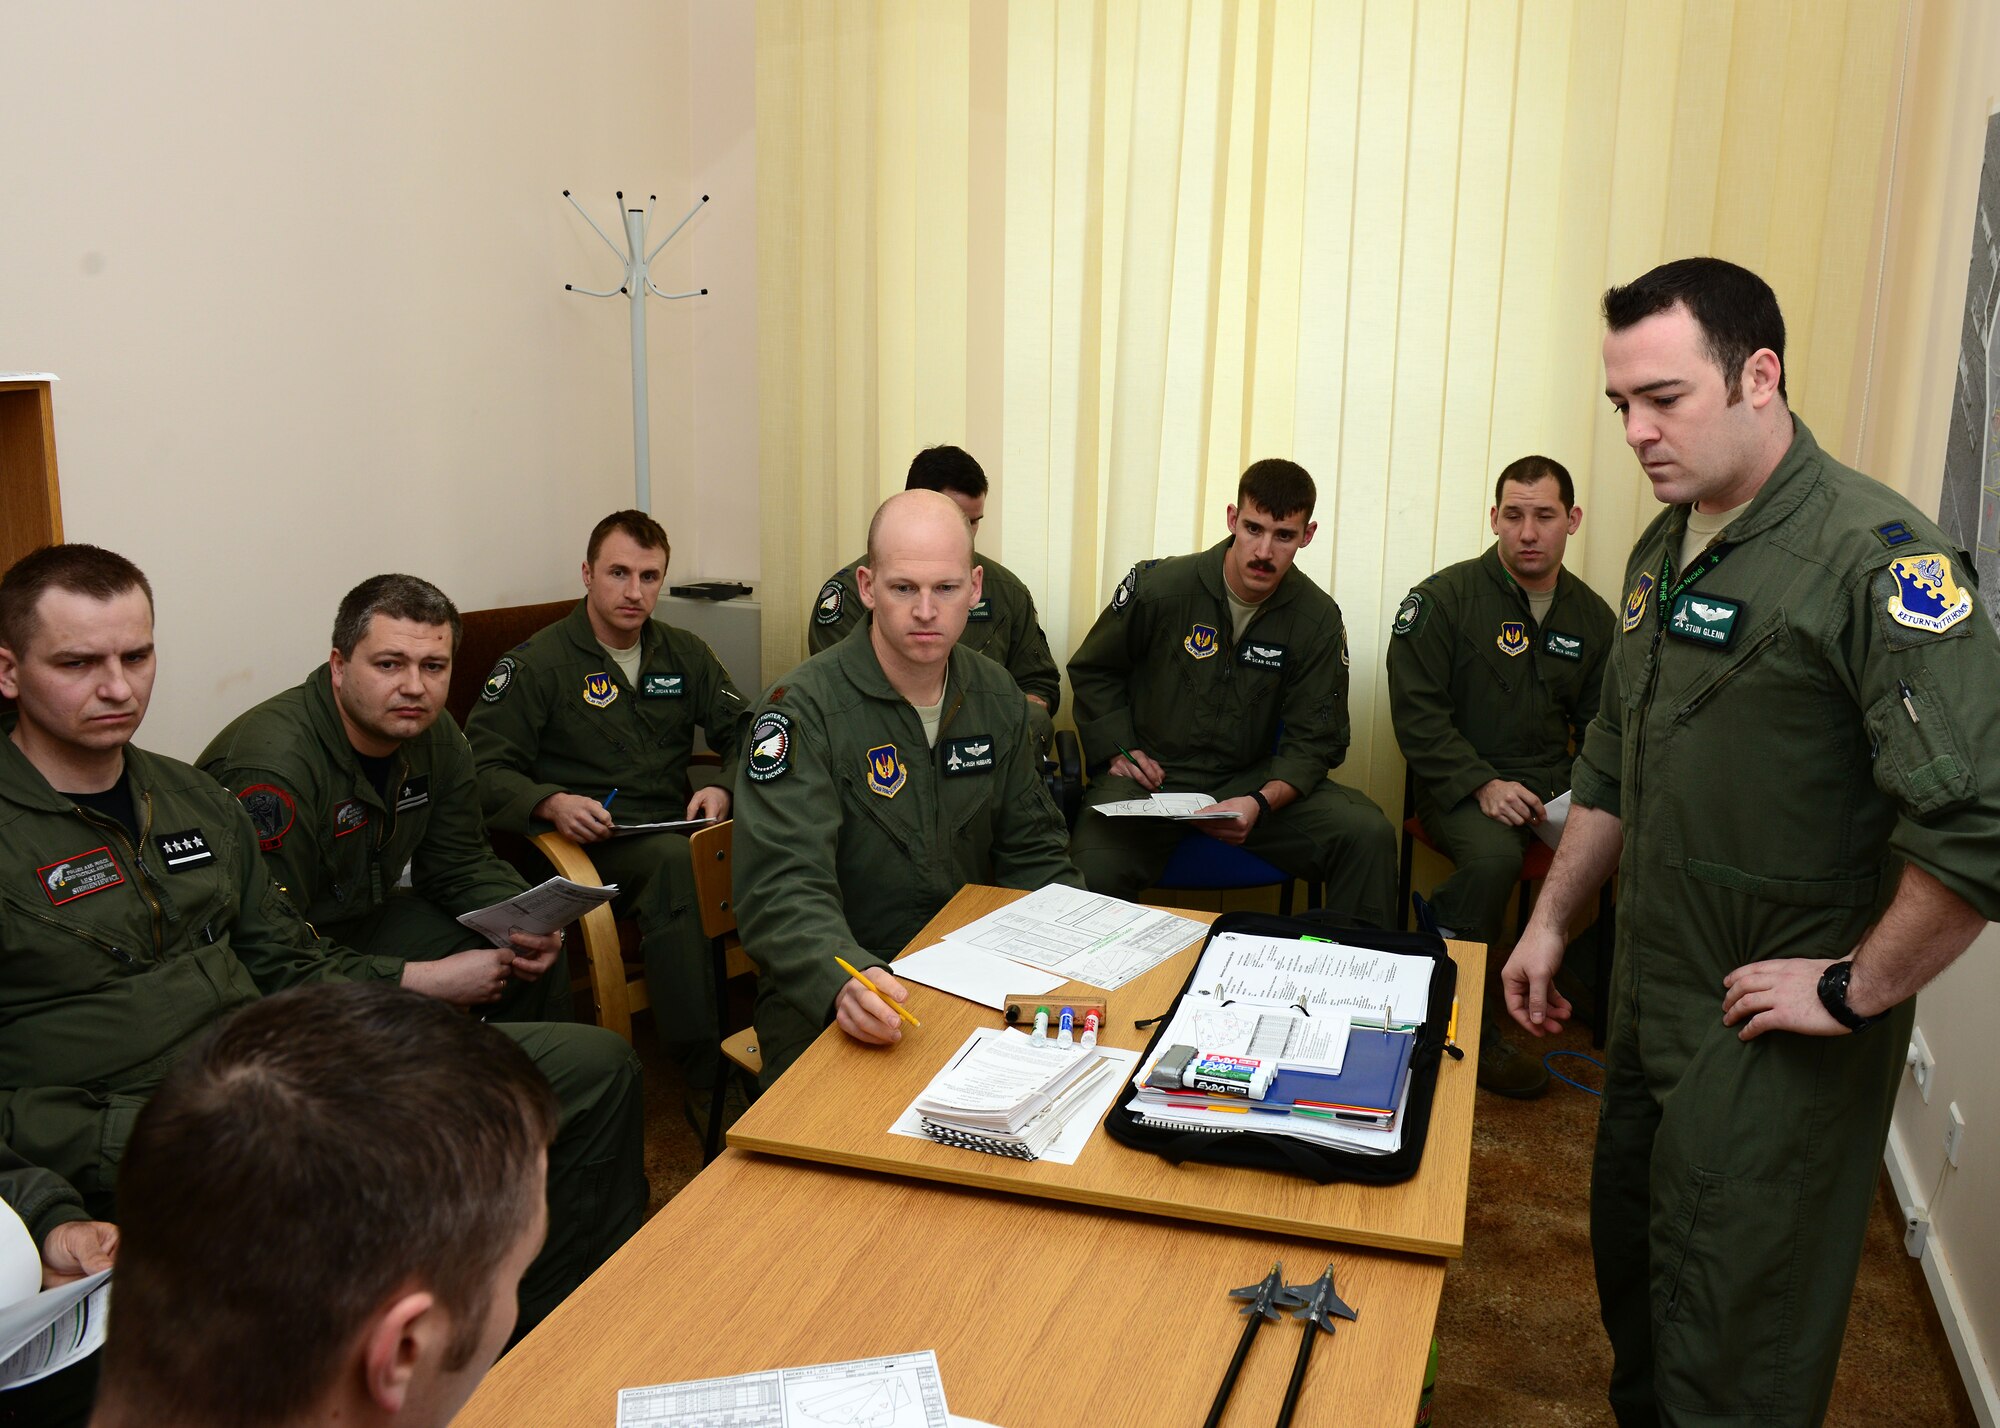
759 0 1906 812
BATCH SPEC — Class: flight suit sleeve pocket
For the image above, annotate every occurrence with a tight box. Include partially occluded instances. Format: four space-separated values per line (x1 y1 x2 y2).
1866 668 1977 817
1656 1167 1802 1413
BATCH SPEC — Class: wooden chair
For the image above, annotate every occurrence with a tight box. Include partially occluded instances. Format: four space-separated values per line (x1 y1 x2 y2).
688 819 761 1162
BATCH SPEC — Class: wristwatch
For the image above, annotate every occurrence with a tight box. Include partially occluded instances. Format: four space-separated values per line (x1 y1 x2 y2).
1816 960 1884 1033
1248 790 1272 818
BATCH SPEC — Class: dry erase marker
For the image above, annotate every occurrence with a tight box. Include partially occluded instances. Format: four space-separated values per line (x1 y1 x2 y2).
1033 1005 1050 1038
602 788 619 809
1057 1007 1074 1045
1080 1009 1101 1049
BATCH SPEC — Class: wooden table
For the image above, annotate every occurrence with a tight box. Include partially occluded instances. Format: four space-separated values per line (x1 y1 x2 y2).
728 887 1484 1257
453 1151 1446 1428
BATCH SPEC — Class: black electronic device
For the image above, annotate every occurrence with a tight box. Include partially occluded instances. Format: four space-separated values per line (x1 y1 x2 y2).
668 581 754 602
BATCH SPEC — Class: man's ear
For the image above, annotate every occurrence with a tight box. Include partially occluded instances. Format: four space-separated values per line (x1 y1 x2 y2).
1296 519 1319 551
360 1288 437 1413
1565 504 1583 535
0 644 19 701
969 564 984 606
856 565 876 611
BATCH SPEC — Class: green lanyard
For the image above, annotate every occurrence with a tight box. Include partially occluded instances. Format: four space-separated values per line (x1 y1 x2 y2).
1656 540 1734 625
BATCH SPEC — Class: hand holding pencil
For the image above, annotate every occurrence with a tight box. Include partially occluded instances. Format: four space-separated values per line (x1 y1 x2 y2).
833 956 921 1047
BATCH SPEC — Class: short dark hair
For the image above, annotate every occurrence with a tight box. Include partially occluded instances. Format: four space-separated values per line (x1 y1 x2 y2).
330 574 462 658
905 445 988 501
102 983 558 1428
1237 458 1316 523
1602 256 1788 402
0 544 154 653
586 509 672 566
1494 455 1575 511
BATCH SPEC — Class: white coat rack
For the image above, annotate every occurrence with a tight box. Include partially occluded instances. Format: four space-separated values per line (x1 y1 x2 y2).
564 189 709 512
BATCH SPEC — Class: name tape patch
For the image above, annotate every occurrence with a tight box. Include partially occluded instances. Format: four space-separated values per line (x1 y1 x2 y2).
1667 591 1742 648
41 846 125 906
1543 630 1584 661
942 736 996 776
642 673 685 698
1238 641 1286 670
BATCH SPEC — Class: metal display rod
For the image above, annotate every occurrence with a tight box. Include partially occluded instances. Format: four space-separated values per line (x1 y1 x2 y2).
564 189 709 512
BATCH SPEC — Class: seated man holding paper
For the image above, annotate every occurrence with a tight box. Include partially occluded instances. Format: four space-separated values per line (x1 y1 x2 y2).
1066 459 1397 928
465 510 751 1074
1386 455 1613 1098
199 574 568 1022
733 490 1083 1084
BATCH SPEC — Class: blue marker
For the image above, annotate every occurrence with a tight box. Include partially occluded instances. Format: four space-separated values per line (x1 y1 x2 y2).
602 788 620 809
1057 1007 1075 1046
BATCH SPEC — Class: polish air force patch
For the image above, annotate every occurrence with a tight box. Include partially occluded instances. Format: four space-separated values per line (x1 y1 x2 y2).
866 744 907 798
1622 572 1655 633
1496 622 1529 657
582 671 619 708
238 785 296 851
480 657 515 703
1184 624 1219 659
814 579 845 625
746 711 792 782
1884 553 1973 635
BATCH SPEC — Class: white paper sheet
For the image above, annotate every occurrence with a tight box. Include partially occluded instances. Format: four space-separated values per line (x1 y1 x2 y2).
940 885 1206 990
890 942 1065 1010
611 816 717 837
1090 792 1240 820
454 876 618 945
891 1027 1140 1165
618 1350 949 1428
1191 931 1433 1027
0 1271 110 1388
1531 790 1571 849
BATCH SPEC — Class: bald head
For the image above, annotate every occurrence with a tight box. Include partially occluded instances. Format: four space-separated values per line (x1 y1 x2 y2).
864 488 975 573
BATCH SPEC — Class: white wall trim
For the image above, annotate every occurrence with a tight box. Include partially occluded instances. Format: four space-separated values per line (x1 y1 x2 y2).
1885 1127 2000 1426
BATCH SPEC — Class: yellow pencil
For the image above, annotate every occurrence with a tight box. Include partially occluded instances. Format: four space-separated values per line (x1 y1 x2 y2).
1445 997 1461 1049
835 956 922 1028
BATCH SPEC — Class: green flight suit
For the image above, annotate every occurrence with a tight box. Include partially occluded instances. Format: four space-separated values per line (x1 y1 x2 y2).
1 1142 89 1247
464 600 752 1061
810 550 1060 748
0 734 645 1333
198 665 565 1023
1065 539 1398 927
733 620 1082 1083
1386 545 1615 946
1575 419 2000 1426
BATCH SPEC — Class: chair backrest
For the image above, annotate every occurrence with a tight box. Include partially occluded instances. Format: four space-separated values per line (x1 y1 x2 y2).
1154 831 1291 891
445 599 575 727
688 818 737 940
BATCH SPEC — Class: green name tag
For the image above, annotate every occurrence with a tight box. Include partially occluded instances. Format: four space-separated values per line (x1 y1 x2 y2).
941 736 997 775
967 599 993 622
1667 592 1741 648
1543 630 1584 661
642 673 685 697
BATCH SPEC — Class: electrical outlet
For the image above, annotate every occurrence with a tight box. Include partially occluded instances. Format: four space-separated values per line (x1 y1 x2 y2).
1908 1030 1935 1103
1945 1102 1967 1169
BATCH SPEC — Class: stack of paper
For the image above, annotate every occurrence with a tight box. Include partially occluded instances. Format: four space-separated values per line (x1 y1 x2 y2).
455 876 618 946
934 884 1207 991
905 1028 1129 1161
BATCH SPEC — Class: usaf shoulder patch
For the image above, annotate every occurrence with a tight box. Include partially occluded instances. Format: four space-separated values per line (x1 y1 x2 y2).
1543 629 1584 661
238 784 296 852
1111 564 1139 613
480 656 516 703
1391 591 1425 637
814 579 846 626
1184 623 1219 659
153 828 215 873
1883 552 1973 636
942 736 996 776
40 846 125 906
642 673 685 698
1622 571 1656 634
866 743 907 797
1496 621 1529 657
746 711 792 782
1239 641 1286 670
582 671 618 708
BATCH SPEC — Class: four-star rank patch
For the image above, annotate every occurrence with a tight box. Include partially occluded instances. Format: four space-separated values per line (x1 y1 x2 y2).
480 657 515 703
1622 571 1655 633
238 784 296 852
942 736 996 776
1543 629 1584 661
1239 641 1286 670
1884 552 1973 635
582 671 619 708
1391 591 1425 637
40 846 125 906
1496 621 1529 657
153 828 215 874
866 743 907 798
746 711 792 782
1184 623 1219 659
642 673 685 698
333 799 370 838
813 579 846 625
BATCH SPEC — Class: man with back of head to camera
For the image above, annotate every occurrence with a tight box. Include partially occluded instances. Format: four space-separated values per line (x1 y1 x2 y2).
86 981 555 1428
1386 455 1614 1099
1503 257 2000 1425
1066 458 1398 929
733 489 1081 1084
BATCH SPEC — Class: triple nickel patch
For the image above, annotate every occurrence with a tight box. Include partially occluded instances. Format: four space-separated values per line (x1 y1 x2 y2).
746 711 792 782
480 657 516 703
814 579 846 626
40 846 125 906
942 736 996 776
1666 592 1742 648
1391 591 1425 637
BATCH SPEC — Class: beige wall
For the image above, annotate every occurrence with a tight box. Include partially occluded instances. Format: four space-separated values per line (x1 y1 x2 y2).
0 1 721 759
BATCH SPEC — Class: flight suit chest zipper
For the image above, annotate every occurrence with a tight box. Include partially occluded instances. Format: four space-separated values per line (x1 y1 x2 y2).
7 899 139 967
1673 628 1780 723
75 798 168 960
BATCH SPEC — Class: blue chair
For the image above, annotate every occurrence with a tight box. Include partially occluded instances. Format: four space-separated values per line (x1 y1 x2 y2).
1153 832 1321 915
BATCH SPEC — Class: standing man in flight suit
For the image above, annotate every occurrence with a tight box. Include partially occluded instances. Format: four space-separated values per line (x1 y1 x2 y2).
1066 458 1398 929
200 574 568 1024
735 489 1080 1084
466 510 750 1081
0 545 644 1337
1388 455 1615 1097
1504 258 2000 1426
808 445 1061 750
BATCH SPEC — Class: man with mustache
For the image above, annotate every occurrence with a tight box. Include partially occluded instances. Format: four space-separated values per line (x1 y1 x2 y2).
1386 455 1614 1098
1066 458 1397 928
465 510 751 1081
200 574 569 1023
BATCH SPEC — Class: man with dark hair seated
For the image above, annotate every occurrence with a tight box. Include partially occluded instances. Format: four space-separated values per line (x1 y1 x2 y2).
0 545 643 1337
88 981 556 1428
200 573 570 1024
1066 458 1398 927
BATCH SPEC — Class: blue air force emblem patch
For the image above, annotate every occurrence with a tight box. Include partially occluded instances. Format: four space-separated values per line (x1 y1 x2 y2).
582 672 618 708
1496 622 1529 657
866 744 907 798
1184 624 1219 659
1886 553 1973 635
1622 572 1655 633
